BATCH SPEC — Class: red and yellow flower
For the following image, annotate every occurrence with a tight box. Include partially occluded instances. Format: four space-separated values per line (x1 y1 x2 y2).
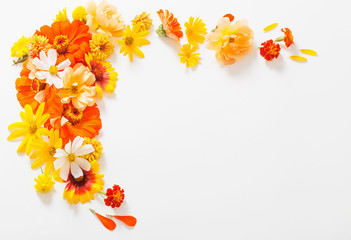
282 28 294 48
104 184 125 208
259 39 281 61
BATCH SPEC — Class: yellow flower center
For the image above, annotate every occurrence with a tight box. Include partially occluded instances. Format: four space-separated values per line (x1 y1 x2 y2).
185 53 192 58
113 191 124 203
53 35 69 54
125 37 134 46
67 153 76 162
63 105 83 125
49 147 56 156
31 79 46 93
49 65 58 75
29 124 37 134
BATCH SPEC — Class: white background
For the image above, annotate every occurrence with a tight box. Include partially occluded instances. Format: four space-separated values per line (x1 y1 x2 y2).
0 0 351 239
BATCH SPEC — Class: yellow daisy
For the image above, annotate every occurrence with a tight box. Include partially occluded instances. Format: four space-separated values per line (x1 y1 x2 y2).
132 12 153 31
72 6 87 23
54 8 68 22
116 24 150 62
11 36 30 58
30 129 62 174
178 44 200 67
34 173 55 193
8 103 50 156
184 17 207 46
89 33 114 61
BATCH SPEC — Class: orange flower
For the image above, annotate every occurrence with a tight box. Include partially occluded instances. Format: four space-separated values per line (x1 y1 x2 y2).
156 9 183 40
107 215 137 227
46 103 102 145
281 28 294 48
90 209 116 231
104 184 125 208
259 39 281 61
35 20 91 65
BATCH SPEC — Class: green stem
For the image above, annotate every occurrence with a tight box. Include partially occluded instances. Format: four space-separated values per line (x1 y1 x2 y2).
274 36 284 42
89 208 95 214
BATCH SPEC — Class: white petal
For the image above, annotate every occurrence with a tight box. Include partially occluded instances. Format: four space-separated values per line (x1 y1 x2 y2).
39 50 50 67
47 49 57 65
76 157 91 171
72 136 84 153
33 57 49 70
57 59 71 70
56 70 66 79
75 144 94 156
36 71 50 80
61 117 69 126
65 141 72 153
70 162 83 179
45 74 55 86
54 157 67 169
52 76 64 89
34 90 46 103
59 161 71 181
53 148 67 158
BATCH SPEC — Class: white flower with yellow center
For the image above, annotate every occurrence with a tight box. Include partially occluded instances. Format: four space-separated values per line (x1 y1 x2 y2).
53 136 94 181
33 49 71 89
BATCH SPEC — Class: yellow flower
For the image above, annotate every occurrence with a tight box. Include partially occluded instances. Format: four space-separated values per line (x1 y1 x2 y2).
8 103 50 156
27 34 52 58
116 24 150 62
72 6 87 23
11 36 30 58
184 17 207 46
30 129 62 174
54 8 68 22
89 33 114 61
34 173 55 193
81 137 103 162
132 12 153 31
178 44 200 67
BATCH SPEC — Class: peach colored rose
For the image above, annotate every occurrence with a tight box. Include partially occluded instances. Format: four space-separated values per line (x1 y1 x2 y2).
206 17 253 65
86 0 125 37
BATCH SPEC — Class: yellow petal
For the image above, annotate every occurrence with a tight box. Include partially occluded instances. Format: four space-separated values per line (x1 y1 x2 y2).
290 56 308 62
300 49 318 56
24 105 34 123
7 129 28 141
263 23 278 32
8 122 27 130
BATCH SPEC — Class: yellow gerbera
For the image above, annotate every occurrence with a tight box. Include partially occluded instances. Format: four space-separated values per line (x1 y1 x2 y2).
178 44 200 67
116 24 150 62
8 103 50 156
11 36 30 58
54 8 68 22
30 129 62 174
184 17 207 46
85 53 118 98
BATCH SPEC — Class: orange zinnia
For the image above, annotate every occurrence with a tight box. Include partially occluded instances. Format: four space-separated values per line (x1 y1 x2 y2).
157 9 183 40
47 103 102 144
35 20 91 65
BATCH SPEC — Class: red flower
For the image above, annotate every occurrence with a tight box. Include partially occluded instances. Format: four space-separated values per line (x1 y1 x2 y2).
260 40 281 61
104 185 125 208
281 28 294 48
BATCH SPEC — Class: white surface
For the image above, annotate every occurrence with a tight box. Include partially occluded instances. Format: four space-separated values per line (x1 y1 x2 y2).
1 0 351 239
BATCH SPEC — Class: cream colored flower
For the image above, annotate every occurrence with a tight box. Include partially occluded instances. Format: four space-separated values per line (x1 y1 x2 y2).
59 63 97 111
86 0 125 37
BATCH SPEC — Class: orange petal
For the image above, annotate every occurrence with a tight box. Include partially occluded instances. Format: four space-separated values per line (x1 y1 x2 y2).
92 210 116 230
112 215 137 227
290 56 308 62
223 14 234 22
263 23 278 32
300 49 318 56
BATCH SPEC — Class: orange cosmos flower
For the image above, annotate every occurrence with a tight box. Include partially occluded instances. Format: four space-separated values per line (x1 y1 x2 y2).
35 20 91 65
259 39 281 61
206 17 254 65
63 161 104 204
104 184 125 208
46 103 102 145
281 28 294 48
156 9 183 41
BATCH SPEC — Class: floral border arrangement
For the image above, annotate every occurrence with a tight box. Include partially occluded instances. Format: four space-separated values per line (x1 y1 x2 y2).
8 0 318 231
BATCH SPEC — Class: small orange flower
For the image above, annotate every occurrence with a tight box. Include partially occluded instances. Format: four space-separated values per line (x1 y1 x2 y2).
260 40 281 61
104 184 125 208
281 28 294 48
107 215 137 227
156 9 183 40
90 209 116 231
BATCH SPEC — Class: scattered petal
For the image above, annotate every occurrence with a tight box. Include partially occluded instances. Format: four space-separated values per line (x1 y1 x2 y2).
90 209 116 231
300 49 318 56
111 215 137 227
263 23 278 32
290 56 308 62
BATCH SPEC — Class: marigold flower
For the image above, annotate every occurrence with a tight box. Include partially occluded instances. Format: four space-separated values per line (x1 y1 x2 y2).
34 173 55 193
116 24 150 62
72 6 87 23
11 36 30 58
206 17 254 65
156 9 183 41
259 39 281 61
185 17 207 46
27 35 52 58
54 8 68 22
281 28 294 48
63 161 104 204
85 53 117 98
81 137 103 162
104 185 125 208
89 33 114 61
90 209 116 230
132 12 153 31
86 0 125 37
8 103 50 155
178 44 200 67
